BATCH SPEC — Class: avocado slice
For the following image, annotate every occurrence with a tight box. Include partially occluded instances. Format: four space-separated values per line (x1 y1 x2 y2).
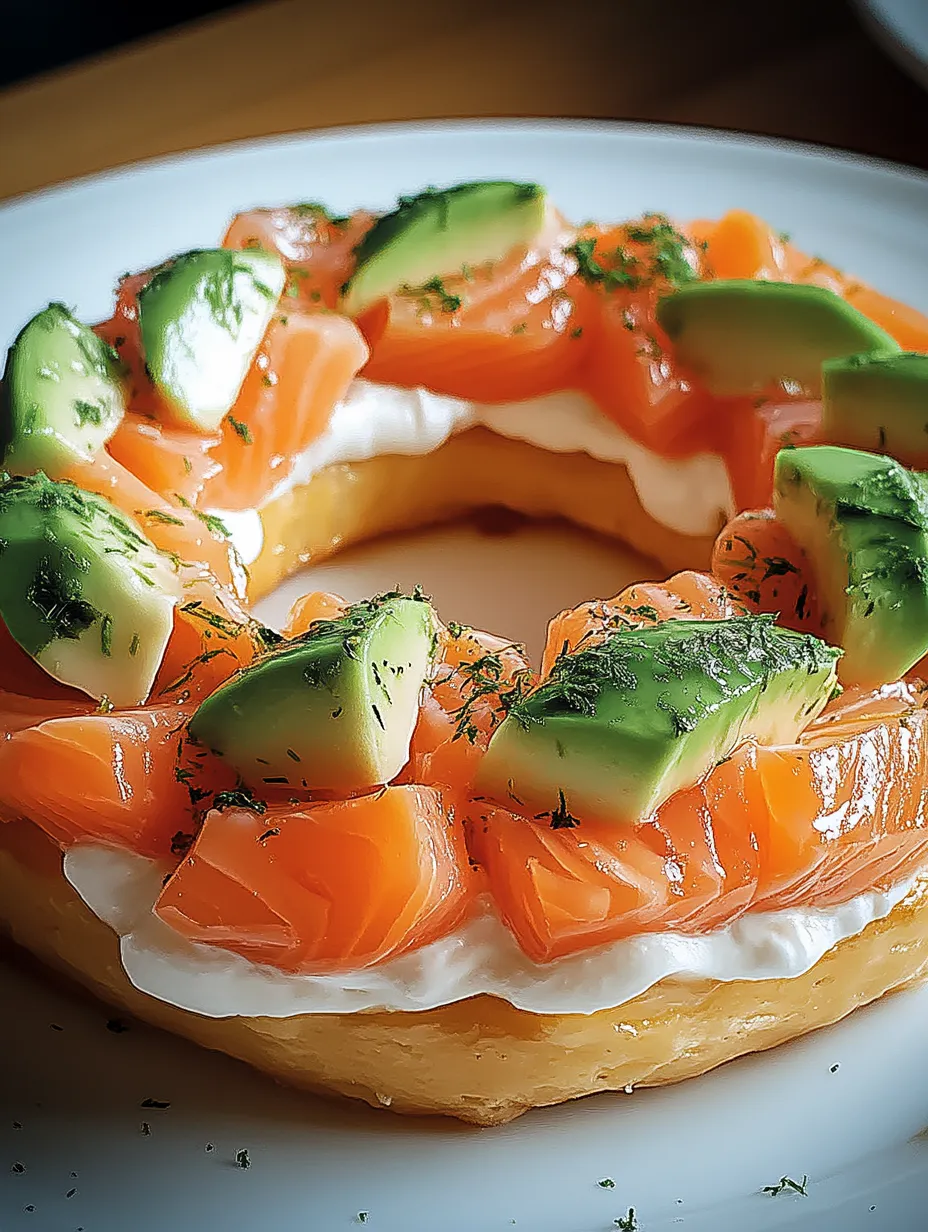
137 248 285 433
189 590 437 792
774 444 928 685
476 614 839 823
822 351 928 461
341 181 548 316
0 303 126 476
656 280 900 396
0 473 179 706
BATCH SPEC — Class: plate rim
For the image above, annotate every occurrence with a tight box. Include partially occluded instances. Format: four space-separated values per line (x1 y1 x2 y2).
3 116 928 214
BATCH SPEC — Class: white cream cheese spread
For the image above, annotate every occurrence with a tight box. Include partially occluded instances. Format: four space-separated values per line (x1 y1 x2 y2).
63 842 914 1020
208 380 735 566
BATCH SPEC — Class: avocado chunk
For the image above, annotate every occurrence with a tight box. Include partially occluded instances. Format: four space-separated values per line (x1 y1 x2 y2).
137 248 285 433
822 351 928 461
476 614 839 824
341 181 548 316
0 473 179 706
656 280 900 396
189 591 437 792
0 303 125 476
774 444 928 685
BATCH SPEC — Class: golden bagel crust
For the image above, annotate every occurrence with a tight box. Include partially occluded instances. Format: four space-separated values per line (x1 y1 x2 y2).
2 820 927 1126
245 427 720 597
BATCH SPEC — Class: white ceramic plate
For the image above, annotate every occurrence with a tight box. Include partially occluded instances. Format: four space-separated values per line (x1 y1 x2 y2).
2 121 928 1232
855 0 928 89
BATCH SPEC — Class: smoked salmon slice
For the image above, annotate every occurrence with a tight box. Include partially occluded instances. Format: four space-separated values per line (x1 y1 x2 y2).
355 212 594 403
575 216 715 454
154 784 474 972
540 570 745 676
152 581 265 705
98 271 369 514
0 690 94 737
107 413 223 506
0 703 219 859
468 682 928 963
711 509 822 635
404 624 535 792
61 452 246 596
197 309 369 511
222 205 376 309
282 590 348 638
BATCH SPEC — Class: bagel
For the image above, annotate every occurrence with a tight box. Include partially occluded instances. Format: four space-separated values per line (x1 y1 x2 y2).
2 187 928 1127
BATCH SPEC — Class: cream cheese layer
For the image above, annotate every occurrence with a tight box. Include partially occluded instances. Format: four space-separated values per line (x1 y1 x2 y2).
208 380 735 566
64 842 914 1020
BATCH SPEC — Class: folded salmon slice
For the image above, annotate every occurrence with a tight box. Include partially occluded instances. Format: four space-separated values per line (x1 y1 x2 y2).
541 570 745 676
155 784 474 972
469 682 928 963
0 703 230 859
355 211 594 404
403 624 536 794
98 269 369 514
710 509 824 637
62 451 246 597
222 205 375 309
198 310 368 511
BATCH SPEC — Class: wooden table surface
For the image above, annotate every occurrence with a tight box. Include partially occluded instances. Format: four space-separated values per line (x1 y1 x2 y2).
0 0 926 204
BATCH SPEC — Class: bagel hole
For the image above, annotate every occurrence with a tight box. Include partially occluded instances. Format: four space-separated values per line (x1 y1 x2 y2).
252 508 659 666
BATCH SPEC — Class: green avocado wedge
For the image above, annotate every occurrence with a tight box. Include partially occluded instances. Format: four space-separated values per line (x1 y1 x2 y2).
475 614 840 824
137 248 285 433
774 444 928 687
189 590 437 793
341 181 548 317
656 280 900 396
0 473 179 706
1 303 125 477
821 351 928 463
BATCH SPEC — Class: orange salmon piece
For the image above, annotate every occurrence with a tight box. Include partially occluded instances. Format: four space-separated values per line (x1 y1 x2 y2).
711 510 822 635
696 209 788 281
842 286 928 353
61 452 246 596
718 397 821 511
578 217 715 453
107 413 222 505
223 206 375 309
749 695 928 910
471 683 928 961
153 582 263 704
467 805 673 962
282 590 348 638
405 626 535 792
199 309 368 511
0 690 94 737
356 216 593 403
0 704 203 858
541 571 744 675
155 784 473 972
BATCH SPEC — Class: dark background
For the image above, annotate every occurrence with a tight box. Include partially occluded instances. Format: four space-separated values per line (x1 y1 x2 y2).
0 0 242 87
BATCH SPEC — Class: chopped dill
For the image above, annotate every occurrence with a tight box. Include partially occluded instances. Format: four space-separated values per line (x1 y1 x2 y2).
228 416 253 444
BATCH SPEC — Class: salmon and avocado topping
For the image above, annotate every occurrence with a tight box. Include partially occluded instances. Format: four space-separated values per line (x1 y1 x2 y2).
476 614 841 823
189 590 438 792
0 473 179 706
137 248 286 432
774 445 928 687
1 303 126 475
821 351 928 462
341 180 549 316
656 279 900 396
